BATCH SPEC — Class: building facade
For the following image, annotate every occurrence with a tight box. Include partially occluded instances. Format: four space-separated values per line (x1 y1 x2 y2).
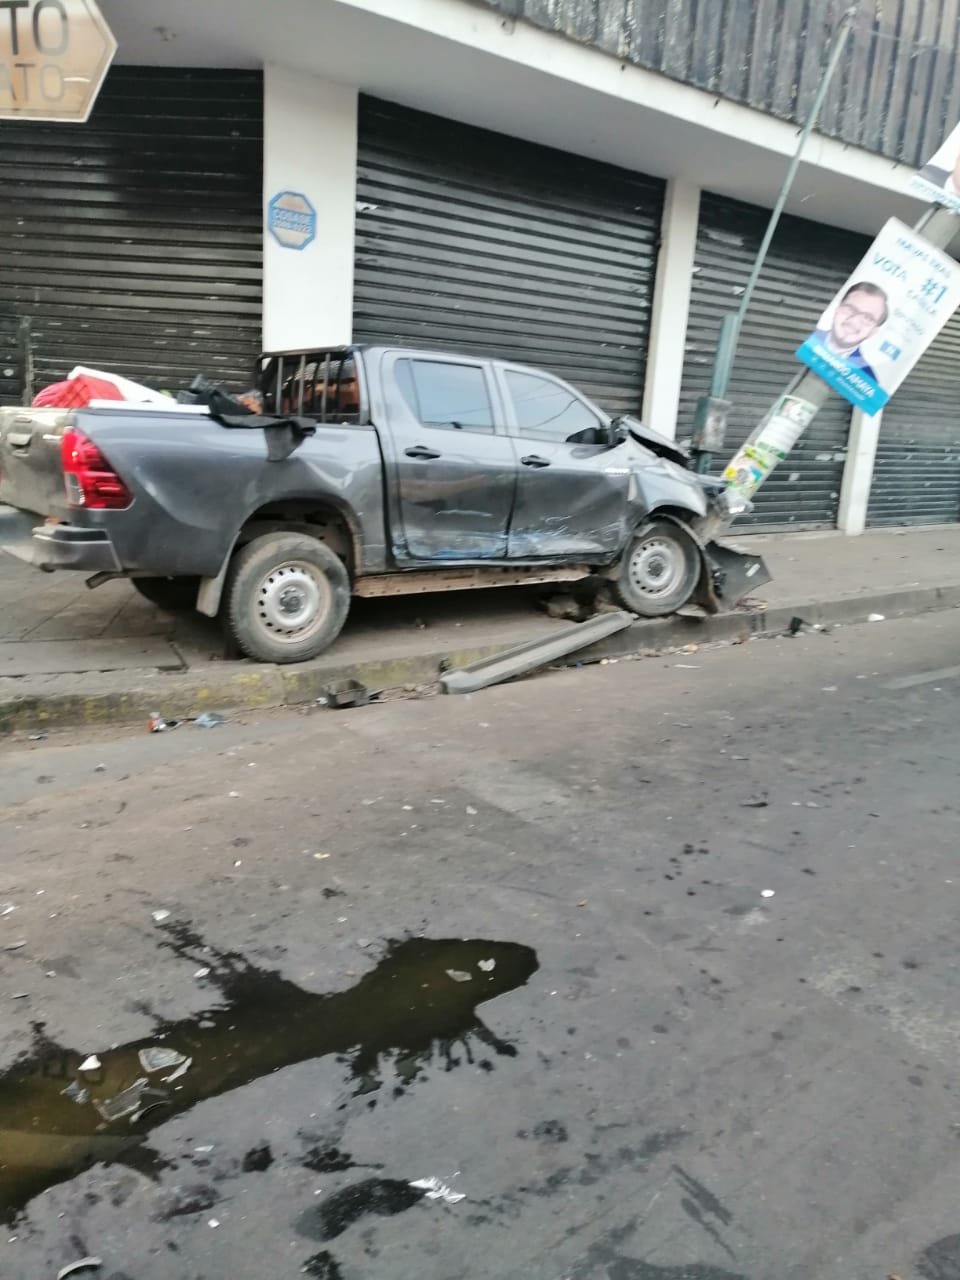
2 0 958 530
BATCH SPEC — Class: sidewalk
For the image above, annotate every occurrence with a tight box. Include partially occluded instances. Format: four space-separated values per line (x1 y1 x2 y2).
2 523 960 731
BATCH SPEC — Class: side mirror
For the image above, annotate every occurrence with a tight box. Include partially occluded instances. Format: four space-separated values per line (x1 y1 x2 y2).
604 421 623 448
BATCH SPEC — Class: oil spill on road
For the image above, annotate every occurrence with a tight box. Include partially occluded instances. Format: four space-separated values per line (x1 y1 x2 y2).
297 1177 424 1242
0 928 537 1221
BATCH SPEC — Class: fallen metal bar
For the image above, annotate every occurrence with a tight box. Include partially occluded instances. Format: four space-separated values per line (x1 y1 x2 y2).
439 611 635 695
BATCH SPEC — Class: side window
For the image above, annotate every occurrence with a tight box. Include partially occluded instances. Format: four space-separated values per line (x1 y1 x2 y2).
395 359 495 434
505 370 602 443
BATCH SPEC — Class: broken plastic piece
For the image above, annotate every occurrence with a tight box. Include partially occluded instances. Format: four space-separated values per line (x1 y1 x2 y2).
320 678 371 709
410 1176 466 1204
193 712 225 728
440 611 635 694
868 613 885 622
56 1259 103 1280
138 1046 187 1074
151 909 171 923
445 969 472 983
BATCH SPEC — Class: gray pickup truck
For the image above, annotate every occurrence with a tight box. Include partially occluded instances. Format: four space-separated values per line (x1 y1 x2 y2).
0 345 768 663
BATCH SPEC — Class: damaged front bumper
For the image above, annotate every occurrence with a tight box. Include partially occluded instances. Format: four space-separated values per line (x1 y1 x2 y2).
695 540 771 613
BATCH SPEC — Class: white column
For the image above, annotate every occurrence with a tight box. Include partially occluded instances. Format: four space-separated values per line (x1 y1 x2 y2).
262 65 358 352
641 180 701 440
836 408 881 535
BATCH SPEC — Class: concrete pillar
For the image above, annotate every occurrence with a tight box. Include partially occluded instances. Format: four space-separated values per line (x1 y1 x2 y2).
836 408 881 535
262 65 358 352
641 179 701 440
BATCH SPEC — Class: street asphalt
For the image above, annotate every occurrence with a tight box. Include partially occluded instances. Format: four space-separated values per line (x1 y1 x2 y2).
1 610 960 1279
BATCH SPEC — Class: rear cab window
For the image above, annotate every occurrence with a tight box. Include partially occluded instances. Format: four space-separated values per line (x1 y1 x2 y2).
394 358 496 434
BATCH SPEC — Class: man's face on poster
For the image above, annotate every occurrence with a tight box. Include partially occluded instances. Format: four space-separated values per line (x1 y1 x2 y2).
831 288 887 352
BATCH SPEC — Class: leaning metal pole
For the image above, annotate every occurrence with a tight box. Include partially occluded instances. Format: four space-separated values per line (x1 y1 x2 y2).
691 5 858 473
695 204 960 544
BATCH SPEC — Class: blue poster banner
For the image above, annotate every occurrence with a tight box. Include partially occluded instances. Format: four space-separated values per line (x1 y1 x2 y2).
795 218 960 418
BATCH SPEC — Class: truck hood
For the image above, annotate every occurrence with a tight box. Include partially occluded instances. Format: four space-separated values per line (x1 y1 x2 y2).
620 416 691 469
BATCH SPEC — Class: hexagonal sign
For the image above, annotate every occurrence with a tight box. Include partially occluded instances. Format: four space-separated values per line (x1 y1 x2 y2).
0 0 117 122
268 191 318 252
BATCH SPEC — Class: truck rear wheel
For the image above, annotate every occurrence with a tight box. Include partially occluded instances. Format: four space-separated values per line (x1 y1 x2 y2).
132 576 201 612
224 532 351 664
610 520 701 617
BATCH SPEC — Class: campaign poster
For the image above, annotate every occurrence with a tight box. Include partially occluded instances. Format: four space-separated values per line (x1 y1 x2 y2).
795 218 960 415
910 121 960 213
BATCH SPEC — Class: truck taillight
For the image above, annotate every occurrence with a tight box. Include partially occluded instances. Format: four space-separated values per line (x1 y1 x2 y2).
61 428 132 510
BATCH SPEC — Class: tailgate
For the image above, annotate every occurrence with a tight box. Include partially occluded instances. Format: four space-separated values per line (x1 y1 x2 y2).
0 407 72 517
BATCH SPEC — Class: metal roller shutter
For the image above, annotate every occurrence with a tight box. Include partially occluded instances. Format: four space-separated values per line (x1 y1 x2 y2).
0 68 262 404
679 193 868 529
353 97 664 416
867 314 960 526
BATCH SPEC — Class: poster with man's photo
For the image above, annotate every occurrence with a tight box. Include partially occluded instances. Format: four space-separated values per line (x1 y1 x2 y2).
796 218 960 415
910 121 960 213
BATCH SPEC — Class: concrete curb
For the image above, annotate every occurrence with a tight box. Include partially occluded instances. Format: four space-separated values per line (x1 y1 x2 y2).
3 582 959 734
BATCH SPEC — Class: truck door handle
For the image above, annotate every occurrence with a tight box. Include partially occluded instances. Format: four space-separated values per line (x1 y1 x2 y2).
521 454 551 468
405 445 441 460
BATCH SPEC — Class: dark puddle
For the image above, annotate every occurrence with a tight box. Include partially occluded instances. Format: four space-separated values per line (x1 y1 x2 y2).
297 1177 424 1242
0 928 537 1221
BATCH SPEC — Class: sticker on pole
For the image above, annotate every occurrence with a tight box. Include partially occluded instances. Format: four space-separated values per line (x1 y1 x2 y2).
910 121 960 213
795 218 960 416
267 191 317 251
722 394 818 508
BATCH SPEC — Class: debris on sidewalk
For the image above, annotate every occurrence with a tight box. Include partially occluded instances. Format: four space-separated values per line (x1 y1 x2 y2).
56 1258 103 1280
151 909 171 923
740 796 769 808
148 712 179 733
440 611 634 694
320 678 372 709
193 711 225 729
410 1176 466 1204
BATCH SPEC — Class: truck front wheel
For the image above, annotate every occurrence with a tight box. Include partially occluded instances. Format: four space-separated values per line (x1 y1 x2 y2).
224 532 351 664
610 520 701 617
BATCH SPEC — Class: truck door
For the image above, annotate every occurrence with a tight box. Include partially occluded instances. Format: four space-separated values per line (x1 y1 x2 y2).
381 354 516 561
496 365 631 558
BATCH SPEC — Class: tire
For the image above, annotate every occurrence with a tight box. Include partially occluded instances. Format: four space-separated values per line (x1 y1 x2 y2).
224 532 350 664
132 576 201 612
610 520 701 617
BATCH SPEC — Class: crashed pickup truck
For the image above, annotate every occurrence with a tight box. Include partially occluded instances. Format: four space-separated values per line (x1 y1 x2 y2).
0 346 768 664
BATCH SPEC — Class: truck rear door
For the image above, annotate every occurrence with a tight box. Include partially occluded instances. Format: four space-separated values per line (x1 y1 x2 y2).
379 354 517 561
0 407 71 518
